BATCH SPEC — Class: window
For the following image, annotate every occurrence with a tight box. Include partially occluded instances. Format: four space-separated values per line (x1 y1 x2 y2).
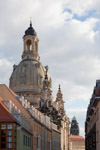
7 137 12 142
28 137 29 146
7 143 12 148
4 102 9 107
35 41 38 51
1 137 6 142
29 138 31 147
37 136 40 149
7 130 12 136
7 124 12 129
0 123 16 149
1 143 6 149
1 124 6 129
21 77 24 84
1 130 6 135
23 135 25 145
26 136 27 146
27 56 29 59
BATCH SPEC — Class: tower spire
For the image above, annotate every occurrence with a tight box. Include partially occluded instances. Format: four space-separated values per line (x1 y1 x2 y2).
56 84 63 101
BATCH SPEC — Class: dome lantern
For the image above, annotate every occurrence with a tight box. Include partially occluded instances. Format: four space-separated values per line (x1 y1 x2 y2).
22 20 40 60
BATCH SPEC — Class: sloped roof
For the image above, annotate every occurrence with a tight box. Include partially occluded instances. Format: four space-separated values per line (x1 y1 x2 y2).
8 88 18 97
0 100 16 122
69 135 85 142
0 97 3 100
0 84 30 119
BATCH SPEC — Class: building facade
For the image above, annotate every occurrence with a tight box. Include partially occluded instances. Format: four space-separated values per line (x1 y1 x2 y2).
85 80 100 150
69 135 85 150
0 99 18 150
69 117 85 150
0 84 61 150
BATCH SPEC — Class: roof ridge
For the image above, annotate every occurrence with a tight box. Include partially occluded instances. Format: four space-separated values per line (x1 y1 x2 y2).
8 88 18 97
3 84 18 98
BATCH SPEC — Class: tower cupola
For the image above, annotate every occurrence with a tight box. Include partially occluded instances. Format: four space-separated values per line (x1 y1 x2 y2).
70 116 79 135
22 19 40 60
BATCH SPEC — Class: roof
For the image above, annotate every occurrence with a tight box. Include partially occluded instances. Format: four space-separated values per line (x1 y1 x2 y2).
0 84 30 119
25 22 37 36
0 97 3 100
69 135 85 142
8 88 18 97
72 116 76 121
0 101 17 123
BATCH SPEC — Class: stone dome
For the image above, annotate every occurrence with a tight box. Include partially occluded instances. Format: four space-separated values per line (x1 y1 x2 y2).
10 59 45 93
9 22 50 108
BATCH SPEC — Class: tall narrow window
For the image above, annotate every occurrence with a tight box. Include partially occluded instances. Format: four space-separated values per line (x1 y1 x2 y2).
35 41 38 51
23 135 25 145
21 77 24 84
37 136 40 150
25 136 27 146
26 40 32 51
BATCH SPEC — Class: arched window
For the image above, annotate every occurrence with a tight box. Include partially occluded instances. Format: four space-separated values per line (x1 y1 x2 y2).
26 40 32 51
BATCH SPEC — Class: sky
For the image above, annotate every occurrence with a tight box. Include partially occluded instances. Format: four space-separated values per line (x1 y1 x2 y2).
0 0 100 137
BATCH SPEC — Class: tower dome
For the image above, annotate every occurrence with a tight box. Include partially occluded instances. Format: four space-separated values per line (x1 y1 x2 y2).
9 21 48 108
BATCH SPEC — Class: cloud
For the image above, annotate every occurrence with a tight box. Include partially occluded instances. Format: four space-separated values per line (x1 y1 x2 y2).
65 0 100 17
0 59 13 85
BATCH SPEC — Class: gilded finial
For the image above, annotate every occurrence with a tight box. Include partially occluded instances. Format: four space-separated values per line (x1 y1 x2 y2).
30 17 32 24
30 17 32 27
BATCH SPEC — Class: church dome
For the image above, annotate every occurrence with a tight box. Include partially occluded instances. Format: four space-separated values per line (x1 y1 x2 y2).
25 24 37 36
10 58 45 93
9 21 50 108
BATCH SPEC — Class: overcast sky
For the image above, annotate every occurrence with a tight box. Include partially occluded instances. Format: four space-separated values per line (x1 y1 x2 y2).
0 0 100 137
